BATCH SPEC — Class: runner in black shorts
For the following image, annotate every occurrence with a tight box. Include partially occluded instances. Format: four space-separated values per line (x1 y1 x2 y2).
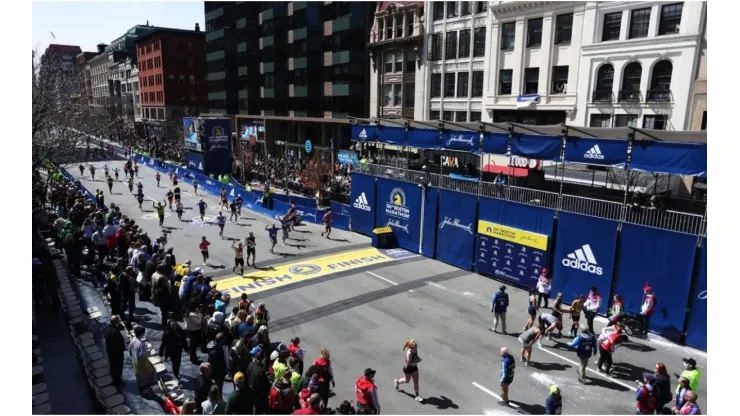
174 186 181 203
232 241 245 275
321 208 333 239
199 236 210 266
245 232 256 267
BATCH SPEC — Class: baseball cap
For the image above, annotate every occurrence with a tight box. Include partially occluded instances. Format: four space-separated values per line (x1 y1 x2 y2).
270 350 279 361
250 346 262 355
549 385 560 394
683 358 697 367
499 285 507 291
234 372 245 383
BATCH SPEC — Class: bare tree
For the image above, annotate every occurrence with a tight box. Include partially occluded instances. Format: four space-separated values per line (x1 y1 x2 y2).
300 152 333 194
607 168 670 195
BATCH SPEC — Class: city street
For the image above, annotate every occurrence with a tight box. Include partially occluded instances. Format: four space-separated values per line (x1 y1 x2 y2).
66 160 708 415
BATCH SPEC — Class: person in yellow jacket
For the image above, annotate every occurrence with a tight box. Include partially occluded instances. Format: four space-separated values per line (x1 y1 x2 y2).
675 357 701 392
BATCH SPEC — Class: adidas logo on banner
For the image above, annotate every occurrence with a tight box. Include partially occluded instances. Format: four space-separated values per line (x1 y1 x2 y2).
358 129 368 140
584 145 605 160
353 192 371 212
562 244 603 275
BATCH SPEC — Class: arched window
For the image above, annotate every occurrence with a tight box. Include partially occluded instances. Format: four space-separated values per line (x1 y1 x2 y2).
592 64 614 102
648 60 673 102
620 62 642 102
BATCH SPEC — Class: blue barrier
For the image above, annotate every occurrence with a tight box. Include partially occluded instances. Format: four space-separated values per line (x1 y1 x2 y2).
436 190 476 270
330 201 351 231
478 197 556 237
685 240 707 351
350 173 376 237
612 224 697 339
421 187 438 258
185 152 205 172
550 213 620 313
375 177 422 253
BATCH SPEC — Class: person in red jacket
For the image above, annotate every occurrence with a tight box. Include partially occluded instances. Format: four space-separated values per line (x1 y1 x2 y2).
638 287 657 335
597 330 628 375
313 349 335 406
355 368 381 414
635 380 658 415
292 393 323 415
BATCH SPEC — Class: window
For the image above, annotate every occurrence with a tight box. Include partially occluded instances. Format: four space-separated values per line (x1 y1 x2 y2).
430 110 440 120
394 85 402 105
264 73 274 88
384 52 394 74
407 12 414 36
472 70 484 97
443 111 453 121
430 33 443 61
620 62 642 102
385 17 392 40
501 22 515 50
524 67 539 94
447 1 458 18
602 12 622 41
446 31 458 59
149 92 155 102
179 74 185 84
475 1 486 14
154 41 160 51
457 72 469 97
383 84 393 106
470 111 482 122
499 69 513 95
433 2 444 21
444 72 456 97
659 3 683 35
396 18 404 38
551 66 568 94
141 77 147 87
555 13 573 45
459 29 471 58
189 58 194 68
148 59 153 70
187 42 193 52
154 57 161 68
456 111 468 122
473 27 486 57
405 83 415 107
648 60 673 101
589 114 611 127
595 64 614 97
643 115 667 130
527 18 543 47
148 75 154 86
614 114 637 128
378 18 384 40
169 74 175 83
405 50 416 73
701 111 706 130
190 92 196 102
461 2 471 16
189 75 196 86
431 73 442 98
629 8 651 39
396 52 403 72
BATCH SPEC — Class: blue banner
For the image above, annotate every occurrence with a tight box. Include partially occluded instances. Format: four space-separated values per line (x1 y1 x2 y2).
421 187 438 258
337 151 359 168
407 128 440 150
349 173 376 237
478 197 556 237
436 190 477 270
330 201 351 231
511 134 561 161
203 118 232 177
550 213 620 312
613 224 698 338
476 222 548 290
630 142 707 177
442 130 479 153
377 126 406 146
564 137 628 166
375 177 422 252
186 151 205 173
685 240 707 351
352 124 376 142
482 133 509 155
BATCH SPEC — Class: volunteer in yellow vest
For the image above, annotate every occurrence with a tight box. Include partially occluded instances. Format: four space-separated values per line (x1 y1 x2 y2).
255 302 270 327
675 358 701 392
246 184 253 192
607 295 626 327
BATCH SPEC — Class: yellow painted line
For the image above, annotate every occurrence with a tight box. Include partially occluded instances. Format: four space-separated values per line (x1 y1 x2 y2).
477 220 549 251
215 248 417 297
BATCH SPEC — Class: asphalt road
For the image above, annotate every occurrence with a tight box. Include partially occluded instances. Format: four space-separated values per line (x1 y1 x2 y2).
64 157 707 415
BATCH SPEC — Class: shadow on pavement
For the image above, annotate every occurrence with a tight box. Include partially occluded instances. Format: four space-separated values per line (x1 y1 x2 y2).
609 361 653 383
621 341 656 353
529 361 572 371
509 400 543 415
582 374 631 392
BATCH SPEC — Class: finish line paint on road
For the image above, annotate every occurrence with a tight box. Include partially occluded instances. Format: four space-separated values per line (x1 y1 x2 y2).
215 248 418 297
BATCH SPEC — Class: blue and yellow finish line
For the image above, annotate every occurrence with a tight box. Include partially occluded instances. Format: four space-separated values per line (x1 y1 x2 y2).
215 248 417 297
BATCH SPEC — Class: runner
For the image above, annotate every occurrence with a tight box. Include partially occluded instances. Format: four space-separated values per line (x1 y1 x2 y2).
197 198 208 221
172 175 178 186
153 199 167 227
518 326 541 367
134 164 139 177
193 178 199 195
107 176 114 194
113 167 119 181
524 290 538 330
216 212 227 239
286 204 297 231
280 215 291 245
175 199 184 221
199 236 211 266
245 232 256 267
265 223 280 254
232 241 245 276
321 208 332 238
173 186 181 204
235 194 243 217
90 165 96 180
137 181 143 196
155 172 161 187
79 164 85 177
220 188 228 210
537 311 563 346
103 163 109 177
569 295 584 337
229 199 239 223
136 190 144 210
166 189 174 211
393 340 422 402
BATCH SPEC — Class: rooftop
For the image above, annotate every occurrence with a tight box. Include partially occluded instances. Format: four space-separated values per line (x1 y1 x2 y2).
46 44 82 55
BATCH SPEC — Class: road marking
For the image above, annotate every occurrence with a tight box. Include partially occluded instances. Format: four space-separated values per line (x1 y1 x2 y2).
366 271 398 286
536 346 636 391
146 196 158 202
215 248 417 297
183 191 193 196
471 382 521 409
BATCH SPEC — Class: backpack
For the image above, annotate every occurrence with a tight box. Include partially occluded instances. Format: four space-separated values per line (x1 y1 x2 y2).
268 385 294 413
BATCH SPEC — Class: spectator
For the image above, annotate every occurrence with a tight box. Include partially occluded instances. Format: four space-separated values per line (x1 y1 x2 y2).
103 316 126 387
202 384 227 415
545 385 562 415
208 332 230 396
195 363 214 413
225 372 253 414
159 320 189 379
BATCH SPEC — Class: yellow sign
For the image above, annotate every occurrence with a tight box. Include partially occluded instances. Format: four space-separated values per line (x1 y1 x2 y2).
373 227 392 234
215 248 413 297
477 220 549 251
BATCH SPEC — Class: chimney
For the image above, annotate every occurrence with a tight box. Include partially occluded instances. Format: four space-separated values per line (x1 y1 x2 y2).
146 20 149 26
195 23 200 32
97 44 107 54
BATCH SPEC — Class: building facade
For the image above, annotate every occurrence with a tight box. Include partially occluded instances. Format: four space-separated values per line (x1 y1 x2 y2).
574 1 706 130
485 1 585 125
110 57 140 122
688 17 706 131
88 44 111 107
368 2 425 120
76 51 97 104
135 25 207 121
422 1 490 122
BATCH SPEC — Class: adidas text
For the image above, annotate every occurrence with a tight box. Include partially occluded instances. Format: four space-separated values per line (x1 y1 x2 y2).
353 192 371 212
561 258 603 275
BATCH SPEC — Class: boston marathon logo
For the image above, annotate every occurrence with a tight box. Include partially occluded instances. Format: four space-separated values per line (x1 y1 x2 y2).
445 134 475 147
288 264 321 276
385 187 410 233
438 216 474 235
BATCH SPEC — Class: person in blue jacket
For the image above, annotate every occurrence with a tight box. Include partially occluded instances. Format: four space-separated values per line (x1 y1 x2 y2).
567 324 597 383
545 385 562 415
490 285 509 334
499 347 515 406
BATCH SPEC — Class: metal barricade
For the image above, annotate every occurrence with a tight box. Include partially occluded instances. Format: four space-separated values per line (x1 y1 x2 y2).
560 194 623 221
623 207 705 235
428 172 479 195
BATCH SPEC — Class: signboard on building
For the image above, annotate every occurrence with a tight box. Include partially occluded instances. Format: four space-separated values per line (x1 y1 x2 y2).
183 118 202 152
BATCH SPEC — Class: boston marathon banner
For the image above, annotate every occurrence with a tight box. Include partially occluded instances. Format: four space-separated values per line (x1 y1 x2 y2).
350 173 376 237
476 221 548 290
375 177 422 252
186 151 205 173
203 118 232 177
436 190 477 270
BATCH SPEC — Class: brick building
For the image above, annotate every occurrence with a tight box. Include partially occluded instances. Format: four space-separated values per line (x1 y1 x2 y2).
75 51 98 104
135 24 206 122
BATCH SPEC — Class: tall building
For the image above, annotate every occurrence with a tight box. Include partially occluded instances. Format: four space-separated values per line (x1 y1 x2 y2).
688 17 706 131
88 44 112 107
574 1 706 130
368 1 425 120
422 1 490 122
135 24 207 122
110 57 140 122
76 51 98 104
485 1 585 125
